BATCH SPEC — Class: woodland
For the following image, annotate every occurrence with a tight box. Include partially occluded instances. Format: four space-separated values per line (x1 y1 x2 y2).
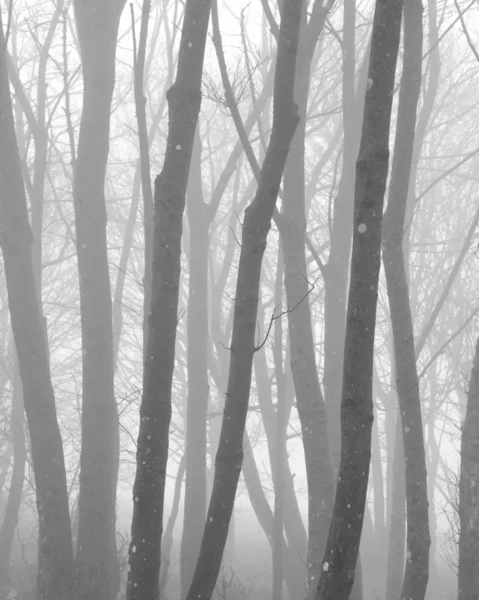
0 0 479 599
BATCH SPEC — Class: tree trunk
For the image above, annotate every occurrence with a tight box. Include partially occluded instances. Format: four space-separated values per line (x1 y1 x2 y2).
0 353 25 588
73 1 126 598
241 433 298 599
185 1 302 597
160 454 186 595
181 129 211 596
322 0 364 477
0 13 74 599
316 0 403 597
382 2 430 599
386 410 406 600
280 5 334 598
272 256 287 600
126 1 212 598
458 335 479 600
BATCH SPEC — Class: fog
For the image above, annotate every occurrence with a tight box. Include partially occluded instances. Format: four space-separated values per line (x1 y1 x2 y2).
0 0 477 599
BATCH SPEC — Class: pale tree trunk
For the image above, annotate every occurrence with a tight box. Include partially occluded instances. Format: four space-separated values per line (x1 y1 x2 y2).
382 2 430 599
181 129 211 596
126 1 212 598
73 1 126 598
272 256 287 600
241 433 298 599
0 13 74 599
131 0 154 354
185 0 303 597
0 353 25 588
316 0 403 596
279 3 335 597
255 301 307 595
386 410 406 600
160 454 186 594
458 336 479 600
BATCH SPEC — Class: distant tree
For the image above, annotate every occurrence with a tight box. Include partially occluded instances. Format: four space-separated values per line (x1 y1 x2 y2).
382 1 430 598
126 0 212 598
0 11 74 599
458 334 479 600
316 0 403 597
72 0 126 597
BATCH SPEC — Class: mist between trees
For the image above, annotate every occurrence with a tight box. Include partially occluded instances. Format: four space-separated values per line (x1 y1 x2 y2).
1 0 479 599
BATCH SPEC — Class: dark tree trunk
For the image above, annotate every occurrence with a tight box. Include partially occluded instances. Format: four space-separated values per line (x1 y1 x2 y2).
126 1 212 598
382 2 430 599
181 129 211 596
316 0 403 597
185 1 303 597
0 13 74 600
459 335 479 600
73 1 126 598
322 0 363 476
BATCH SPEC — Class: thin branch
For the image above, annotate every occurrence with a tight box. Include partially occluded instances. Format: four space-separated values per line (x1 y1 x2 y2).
418 305 479 380
416 201 479 357
254 279 317 352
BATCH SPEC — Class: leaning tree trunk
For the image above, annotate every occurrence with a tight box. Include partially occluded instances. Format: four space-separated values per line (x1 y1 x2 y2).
0 13 74 600
126 1 212 598
72 1 126 598
382 2 430 599
458 335 479 600
185 1 302 598
315 0 403 598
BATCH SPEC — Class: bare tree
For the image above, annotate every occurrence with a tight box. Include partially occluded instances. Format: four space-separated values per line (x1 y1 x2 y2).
185 0 303 597
0 11 74 600
126 1 212 598
382 1 430 599
72 0 126 597
316 0 403 597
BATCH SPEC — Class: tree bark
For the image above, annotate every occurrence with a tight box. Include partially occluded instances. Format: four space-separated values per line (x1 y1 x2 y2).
126 1 212 598
458 335 479 600
0 13 74 600
382 2 430 599
73 0 126 597
316 0 403 597
185 1 302 597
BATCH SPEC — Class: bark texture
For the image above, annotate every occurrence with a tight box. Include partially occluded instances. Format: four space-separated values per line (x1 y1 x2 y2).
316 0 403 597
458 335 479 600
185 0 302 597
126 2 212 598
0 13 74 600
382 2 430 599
73 0 126 597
